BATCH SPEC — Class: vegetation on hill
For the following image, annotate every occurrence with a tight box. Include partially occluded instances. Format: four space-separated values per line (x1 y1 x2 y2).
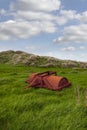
0 64 87 130
0 50 87 68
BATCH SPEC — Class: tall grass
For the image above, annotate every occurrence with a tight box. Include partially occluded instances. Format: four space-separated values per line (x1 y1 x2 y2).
0 64 87 130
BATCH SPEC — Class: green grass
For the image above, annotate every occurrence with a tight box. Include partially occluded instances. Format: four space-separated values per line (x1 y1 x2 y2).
0 64 87 130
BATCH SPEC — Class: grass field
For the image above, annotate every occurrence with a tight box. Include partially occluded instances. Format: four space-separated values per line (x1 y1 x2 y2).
0 64 87 130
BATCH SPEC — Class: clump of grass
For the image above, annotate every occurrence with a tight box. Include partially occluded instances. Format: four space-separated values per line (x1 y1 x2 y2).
85 89 87 108
75 85 81 105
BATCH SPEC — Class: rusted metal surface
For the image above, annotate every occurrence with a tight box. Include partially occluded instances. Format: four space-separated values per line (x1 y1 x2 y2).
25 71 71 90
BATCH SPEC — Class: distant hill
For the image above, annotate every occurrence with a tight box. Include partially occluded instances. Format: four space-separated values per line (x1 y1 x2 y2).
0 50 87 68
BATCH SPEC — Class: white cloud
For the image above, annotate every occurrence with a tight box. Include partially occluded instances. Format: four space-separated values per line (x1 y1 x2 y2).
0 0 62 41
1 0 87 42
80 53 87 61
11 0 64 27
0 20 56 41
25 45 42 52
56 9 87 25
15 11 56 21
14 9 78 25
14 10 76 26
80 46 86 50
54 24 87 43
81 53 87 57
46 51 54 57
56 16 67 25
25 46 37 51
0 46 10 52
12 0 61 12
61 46 76 51
60 10 76 20
0 9 6 15
76 11 87 23
0 9 78 41
55 10 76 25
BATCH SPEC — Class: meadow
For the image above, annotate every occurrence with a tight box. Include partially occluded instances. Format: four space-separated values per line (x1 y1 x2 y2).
0 64 87 130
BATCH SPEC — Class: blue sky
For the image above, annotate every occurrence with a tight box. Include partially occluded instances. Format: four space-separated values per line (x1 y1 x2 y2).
0 0 87 61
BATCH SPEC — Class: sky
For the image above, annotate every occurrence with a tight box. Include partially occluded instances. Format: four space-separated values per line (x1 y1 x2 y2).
0 0 87 61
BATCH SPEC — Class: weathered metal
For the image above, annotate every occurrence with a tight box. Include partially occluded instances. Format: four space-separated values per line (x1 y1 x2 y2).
25 71 71 90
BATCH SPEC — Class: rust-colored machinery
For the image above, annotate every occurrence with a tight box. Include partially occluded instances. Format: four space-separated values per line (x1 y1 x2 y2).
25 71 71 90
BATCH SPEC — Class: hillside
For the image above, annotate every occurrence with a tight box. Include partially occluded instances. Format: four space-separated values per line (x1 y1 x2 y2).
0 50 87 68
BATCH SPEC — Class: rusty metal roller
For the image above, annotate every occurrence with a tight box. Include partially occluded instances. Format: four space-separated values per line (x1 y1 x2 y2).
25 71 71 90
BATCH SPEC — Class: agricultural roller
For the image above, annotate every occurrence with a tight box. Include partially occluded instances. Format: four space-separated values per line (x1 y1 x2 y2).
25 71 71 90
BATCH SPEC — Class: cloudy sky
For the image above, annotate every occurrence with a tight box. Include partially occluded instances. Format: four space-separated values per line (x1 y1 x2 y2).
0 0 87 61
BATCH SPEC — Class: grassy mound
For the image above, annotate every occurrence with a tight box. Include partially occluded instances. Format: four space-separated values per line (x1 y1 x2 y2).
0 64 87 130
